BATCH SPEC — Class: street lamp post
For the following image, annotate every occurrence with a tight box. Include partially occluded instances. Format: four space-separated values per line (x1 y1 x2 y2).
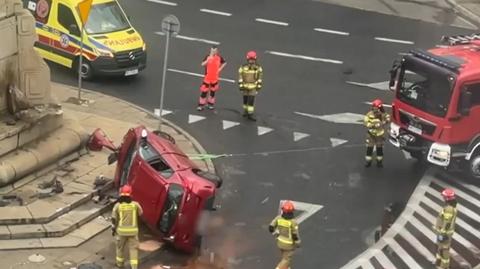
158 15 180 131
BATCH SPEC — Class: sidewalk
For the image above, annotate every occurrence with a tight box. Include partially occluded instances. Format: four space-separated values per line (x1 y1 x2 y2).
448 0 480 28
0 83 214 269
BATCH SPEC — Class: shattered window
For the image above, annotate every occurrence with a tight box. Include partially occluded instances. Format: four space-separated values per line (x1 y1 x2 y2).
139 142 173 178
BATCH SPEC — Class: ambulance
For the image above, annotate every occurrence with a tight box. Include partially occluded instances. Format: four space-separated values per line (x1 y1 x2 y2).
22 0 146 79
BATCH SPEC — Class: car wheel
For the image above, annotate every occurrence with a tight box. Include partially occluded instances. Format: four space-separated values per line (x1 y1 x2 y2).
195 170 222 188
469 153 480 180
75 58 94 81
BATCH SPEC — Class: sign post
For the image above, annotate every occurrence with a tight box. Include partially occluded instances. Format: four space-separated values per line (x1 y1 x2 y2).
76 0 93 105
158 15 180 131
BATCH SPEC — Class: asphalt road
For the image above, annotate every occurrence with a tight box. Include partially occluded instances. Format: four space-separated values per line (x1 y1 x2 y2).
48 0 474 268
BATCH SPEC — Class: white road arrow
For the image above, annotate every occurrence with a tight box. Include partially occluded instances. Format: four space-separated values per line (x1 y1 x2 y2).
293 132 310 142
279 200 323 225
222 120 240 130
258 126 274 136
153 109 173 117
295 111 364 125
188 114 206 124
346 81 390 91
330 137 348 147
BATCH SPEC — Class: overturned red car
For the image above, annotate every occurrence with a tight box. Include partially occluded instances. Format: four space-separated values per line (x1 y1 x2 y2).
88 126 222 253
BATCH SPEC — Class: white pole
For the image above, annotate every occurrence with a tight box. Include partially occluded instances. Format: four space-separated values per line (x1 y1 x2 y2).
158 22 171 131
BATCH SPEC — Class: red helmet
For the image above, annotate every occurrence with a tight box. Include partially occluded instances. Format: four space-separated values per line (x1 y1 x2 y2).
372 99 383 109
120 185 132 196
246 51 257 60
442 188 455 201
281 200 295 213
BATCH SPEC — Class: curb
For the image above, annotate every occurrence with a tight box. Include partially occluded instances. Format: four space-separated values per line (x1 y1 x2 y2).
445 0 480 28
64 84 216 174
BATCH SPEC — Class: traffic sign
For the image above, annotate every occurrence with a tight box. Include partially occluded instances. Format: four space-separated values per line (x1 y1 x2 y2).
77 0 93 25
161 14 180 36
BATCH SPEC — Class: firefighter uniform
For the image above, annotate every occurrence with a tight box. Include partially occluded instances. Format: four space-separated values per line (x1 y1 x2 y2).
269 201 300 269
238 53 263 120
433 194 457 269
112 198 143 269
364 101 390 167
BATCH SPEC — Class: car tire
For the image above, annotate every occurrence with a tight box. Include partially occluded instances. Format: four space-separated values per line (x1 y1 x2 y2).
75 58 94 81
468 153 480 180
195 170 222 188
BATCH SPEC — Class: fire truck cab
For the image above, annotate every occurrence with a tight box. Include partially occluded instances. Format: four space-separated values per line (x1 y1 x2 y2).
389 33 480 179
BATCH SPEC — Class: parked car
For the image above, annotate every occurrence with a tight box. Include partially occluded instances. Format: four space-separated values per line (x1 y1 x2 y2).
88 126 222 253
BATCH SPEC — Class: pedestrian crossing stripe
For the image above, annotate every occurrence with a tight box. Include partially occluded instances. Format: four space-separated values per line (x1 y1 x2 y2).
340 171 480 269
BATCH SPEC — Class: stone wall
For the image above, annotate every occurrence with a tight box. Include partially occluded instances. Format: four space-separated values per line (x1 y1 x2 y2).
0 0 53 113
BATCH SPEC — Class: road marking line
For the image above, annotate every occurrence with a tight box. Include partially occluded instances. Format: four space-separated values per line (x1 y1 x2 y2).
222 120 240 130
153 109 172 117
200 8 232 16
265 50 343 64
346 81 390 91
146 0 177 6
293 132 310 142
167 68 235 83
330 137 348 147
363 101 392 108
374 37 415 45
278 200 323 224
188 114 206 124
314 27 349 36
295 111 363 124
258 126 273 136
175 34 219 45
255 18 289 26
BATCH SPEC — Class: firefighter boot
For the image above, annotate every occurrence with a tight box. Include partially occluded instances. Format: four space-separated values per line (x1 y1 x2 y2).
376 146 384 168
365 147 374 167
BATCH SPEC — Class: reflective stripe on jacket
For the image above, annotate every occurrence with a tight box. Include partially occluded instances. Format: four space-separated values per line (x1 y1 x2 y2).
238 64 263 90
364 111 390 137
435 205 457 236
116 202 140 236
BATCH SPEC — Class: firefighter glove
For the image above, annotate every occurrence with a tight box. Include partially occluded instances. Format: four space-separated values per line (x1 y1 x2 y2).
268 225 275 233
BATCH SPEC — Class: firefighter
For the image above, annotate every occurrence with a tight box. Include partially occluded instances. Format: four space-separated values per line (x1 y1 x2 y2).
112 185 143 269
269 200 301 269
197 45 227 111
433 188 457 269
238 50 263 121
364 99 390 168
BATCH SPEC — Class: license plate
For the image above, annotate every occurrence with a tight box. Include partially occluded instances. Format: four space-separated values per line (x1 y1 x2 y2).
408 125 422 135
125 69 138 76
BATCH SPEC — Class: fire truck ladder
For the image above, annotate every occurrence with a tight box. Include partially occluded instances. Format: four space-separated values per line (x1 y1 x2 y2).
441 33 480 45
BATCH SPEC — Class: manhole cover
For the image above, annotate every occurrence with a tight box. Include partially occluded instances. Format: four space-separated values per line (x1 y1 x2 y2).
78 263 102 269
28 254 46 263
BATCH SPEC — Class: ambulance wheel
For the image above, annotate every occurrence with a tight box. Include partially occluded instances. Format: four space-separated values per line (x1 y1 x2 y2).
75 58 94 81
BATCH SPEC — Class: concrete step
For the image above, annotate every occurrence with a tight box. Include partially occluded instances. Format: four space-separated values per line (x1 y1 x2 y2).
0 215 111 250
2 199 113 239
0 179 113 225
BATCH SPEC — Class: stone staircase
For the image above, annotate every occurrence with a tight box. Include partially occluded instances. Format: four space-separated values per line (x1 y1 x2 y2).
0 146 116 250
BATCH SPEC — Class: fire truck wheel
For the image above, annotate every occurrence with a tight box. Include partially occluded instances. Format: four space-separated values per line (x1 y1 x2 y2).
469 154 480 179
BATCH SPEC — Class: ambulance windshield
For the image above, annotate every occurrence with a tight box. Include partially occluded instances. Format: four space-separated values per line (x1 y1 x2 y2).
85 1 130 34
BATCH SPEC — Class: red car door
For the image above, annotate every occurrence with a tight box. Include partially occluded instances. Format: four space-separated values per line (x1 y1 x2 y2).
129 150 168 230
115 129 137 186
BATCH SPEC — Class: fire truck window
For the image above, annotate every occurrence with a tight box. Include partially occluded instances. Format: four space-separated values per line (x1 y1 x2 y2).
58 4 78 34
467 84 480 106
139 143 173 178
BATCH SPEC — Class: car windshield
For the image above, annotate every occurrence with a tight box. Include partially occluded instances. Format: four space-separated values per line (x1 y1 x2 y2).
158 184 184 234
397 59 455 117
85 2 130 34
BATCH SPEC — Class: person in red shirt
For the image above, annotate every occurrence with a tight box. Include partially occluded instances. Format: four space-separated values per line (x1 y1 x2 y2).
198 46 227 111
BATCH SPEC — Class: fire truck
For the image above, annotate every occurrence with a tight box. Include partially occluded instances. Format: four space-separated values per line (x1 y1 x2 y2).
388 33 480 179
